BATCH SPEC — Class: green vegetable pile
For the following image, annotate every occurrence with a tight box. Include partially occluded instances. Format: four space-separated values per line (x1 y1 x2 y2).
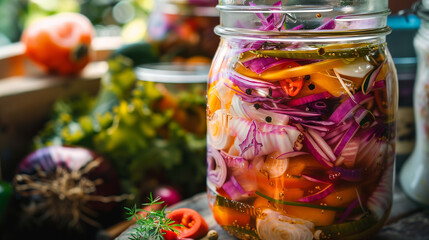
34 55 207 202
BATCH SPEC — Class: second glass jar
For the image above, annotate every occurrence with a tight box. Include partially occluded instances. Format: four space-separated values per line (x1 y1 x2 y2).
206 1 398 239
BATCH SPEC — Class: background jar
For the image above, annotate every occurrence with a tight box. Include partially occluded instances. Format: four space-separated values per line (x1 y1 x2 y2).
207 1 397 239
133 62 209 199
146 0 219 62
400 0 429 207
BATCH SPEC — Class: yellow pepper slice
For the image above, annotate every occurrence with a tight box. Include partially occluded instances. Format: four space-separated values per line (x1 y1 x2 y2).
260 59 347 81
235 59 347 82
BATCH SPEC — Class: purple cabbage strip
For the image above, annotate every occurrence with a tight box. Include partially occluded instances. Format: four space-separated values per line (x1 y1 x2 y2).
239 120 263 156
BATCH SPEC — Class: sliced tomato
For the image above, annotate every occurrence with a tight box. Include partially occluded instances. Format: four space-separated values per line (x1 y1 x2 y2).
279 77 304 97
167 208 209 239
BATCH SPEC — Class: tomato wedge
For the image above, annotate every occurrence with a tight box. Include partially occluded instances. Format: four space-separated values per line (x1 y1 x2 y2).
279 77 304 97
167 208 209 239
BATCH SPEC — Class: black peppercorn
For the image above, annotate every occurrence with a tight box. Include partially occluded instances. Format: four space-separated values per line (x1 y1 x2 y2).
265 116 272 123
308 83 315 90
254 104 261 109
246 89 252 95
304 75 311 80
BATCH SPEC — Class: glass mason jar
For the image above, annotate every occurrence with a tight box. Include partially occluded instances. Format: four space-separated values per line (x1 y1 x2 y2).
206 1 398 239
400 0 429 207
146 0 220 62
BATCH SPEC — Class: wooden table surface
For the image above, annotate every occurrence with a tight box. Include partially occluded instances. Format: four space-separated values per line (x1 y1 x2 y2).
116 182 429 240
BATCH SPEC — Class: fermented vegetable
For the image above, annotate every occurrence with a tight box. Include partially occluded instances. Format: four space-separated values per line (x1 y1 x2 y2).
207 2 397 239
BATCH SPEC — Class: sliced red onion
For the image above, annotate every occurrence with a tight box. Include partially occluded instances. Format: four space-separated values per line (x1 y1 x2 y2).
277 151 309 159
293 118 335 126
302 131 333 168
220 150 249 176
222 176 248 200
354 107 375 127
271 109 322 118
339 199 359 223
326 132 344 146
249 2 268 26
301 174 330 184
299 184 335 202
301 124 331 132
324 120 354 140
373 80 386 90
331 166 362 182
362 61 385 95
288 92 332 107
261 102 321 117
234 170 258 192
225 81 285 103
339 140 359 168
242 57 296 74
328 92 374 124
290 24 304 30
316 19 336 30
308 128 336 162
229 69 276 90
207 147 227 188
333 121 360 156
367 156 394 220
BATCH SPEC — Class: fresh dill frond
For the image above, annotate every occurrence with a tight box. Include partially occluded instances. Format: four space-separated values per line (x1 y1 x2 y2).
126 193 183 240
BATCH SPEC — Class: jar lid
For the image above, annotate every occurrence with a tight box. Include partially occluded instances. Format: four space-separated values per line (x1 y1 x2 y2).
216 0 391 40
134 63 210 83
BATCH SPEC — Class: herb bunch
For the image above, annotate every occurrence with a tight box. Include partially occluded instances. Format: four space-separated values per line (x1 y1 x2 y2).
125 193 182 240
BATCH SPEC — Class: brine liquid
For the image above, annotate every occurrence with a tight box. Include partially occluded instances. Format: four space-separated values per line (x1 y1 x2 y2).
206 39 397 240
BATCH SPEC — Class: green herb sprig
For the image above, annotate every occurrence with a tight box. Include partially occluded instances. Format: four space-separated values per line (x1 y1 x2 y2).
125 193 183 240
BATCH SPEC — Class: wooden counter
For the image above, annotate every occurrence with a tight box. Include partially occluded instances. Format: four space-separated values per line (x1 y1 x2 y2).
115 182 429 240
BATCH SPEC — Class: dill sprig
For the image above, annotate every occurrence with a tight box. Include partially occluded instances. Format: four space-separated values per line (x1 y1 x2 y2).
125 193 183 240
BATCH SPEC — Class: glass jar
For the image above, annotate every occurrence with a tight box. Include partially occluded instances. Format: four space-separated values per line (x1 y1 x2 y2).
400 0 429 207
386 15 420 170
146 0 220 62
134 62 208 136
206 1 398 239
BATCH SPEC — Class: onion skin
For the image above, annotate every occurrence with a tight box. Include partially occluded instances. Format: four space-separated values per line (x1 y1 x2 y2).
14 146 122 232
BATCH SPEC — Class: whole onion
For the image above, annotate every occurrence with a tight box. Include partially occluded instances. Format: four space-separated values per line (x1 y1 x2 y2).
154 185 182 207
14 146 128 236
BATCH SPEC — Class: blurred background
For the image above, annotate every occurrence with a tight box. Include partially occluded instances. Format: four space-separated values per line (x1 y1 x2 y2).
0 0 418 46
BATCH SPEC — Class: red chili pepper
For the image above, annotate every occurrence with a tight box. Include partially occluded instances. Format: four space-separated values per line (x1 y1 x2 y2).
280 77 304 97
167 208 209 239
161 230 179 240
